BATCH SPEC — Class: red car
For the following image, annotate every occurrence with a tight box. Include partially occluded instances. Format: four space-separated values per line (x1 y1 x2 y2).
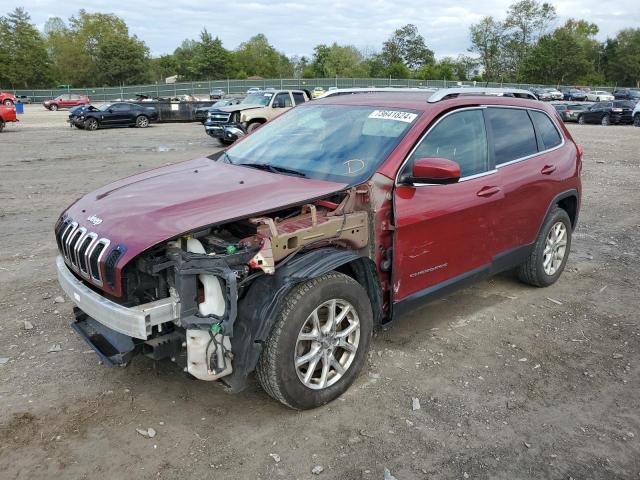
54 88 582 409
0 104 17 132
43 93 89 111
0 91 16 107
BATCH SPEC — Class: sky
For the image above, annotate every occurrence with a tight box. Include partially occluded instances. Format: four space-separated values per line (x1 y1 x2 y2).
5 0 640 59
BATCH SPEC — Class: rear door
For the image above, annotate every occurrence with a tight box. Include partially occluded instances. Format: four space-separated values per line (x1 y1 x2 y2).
392 108 503 303
110 103 133 124
490 107 564 254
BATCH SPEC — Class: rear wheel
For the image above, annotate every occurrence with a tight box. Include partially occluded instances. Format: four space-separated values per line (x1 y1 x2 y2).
136 115 149 128
84 118 99 131
3 99 13 107
518 206 572 288
634 114 640 127
596 97 600 102
256 272 373 410
601 115 610 126
49 104 58 111
0 120 4 132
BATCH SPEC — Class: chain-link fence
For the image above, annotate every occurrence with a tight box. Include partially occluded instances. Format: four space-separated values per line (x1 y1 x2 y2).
8 78 621 103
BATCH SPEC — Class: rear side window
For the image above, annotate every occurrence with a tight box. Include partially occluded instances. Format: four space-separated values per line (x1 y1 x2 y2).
292 92 306 104
410 109 488 177
529 111 562 150
486 108 537 165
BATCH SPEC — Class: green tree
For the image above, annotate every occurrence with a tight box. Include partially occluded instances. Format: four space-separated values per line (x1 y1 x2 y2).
603 29 640 87
308 43 369 77
0 8 51 88
469 16 507 81
189 29 234 80
235 34 291 78
380 24 434 71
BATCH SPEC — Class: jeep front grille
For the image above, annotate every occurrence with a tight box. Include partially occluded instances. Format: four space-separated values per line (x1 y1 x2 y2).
55 218 110 286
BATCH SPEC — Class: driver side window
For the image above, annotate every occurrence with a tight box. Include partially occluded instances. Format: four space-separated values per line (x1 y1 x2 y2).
273 93 292 108
409 109 489 178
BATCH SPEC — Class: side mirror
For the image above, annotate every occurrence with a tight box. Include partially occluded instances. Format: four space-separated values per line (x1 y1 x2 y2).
108 108 113 113
401 157 461 185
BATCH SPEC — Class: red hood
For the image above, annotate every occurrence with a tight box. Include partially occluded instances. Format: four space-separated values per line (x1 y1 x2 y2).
63 157 346 282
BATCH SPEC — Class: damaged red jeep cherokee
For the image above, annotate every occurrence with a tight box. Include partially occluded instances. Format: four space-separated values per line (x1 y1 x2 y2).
55 88 582 409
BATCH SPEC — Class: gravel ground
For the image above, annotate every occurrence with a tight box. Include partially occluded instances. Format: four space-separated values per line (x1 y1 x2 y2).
0 105 639 479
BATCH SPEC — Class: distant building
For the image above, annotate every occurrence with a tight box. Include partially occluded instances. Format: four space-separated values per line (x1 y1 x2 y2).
165 75 179 84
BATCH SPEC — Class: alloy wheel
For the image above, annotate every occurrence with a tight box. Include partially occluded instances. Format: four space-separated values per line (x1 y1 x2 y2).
294 299 360 390
137 116 149 128
543 222 567 276
601 115 610 126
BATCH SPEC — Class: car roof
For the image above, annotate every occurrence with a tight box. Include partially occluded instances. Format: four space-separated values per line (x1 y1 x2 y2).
312 91 544 112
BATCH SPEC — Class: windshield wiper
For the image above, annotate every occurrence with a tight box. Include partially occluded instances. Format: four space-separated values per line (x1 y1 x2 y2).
236 163 306 177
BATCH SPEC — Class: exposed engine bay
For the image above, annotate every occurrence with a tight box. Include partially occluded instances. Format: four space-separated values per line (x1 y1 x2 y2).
107 187 372 385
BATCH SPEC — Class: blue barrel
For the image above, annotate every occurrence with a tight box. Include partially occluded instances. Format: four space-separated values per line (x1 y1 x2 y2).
15 102 24 114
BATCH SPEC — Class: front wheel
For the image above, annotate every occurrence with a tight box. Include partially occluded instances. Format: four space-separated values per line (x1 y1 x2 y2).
246 121 263 133
634 115 640 127
577 115 585 125
601 115 610 126
3 99 13 107
0 120 4 132
136 115 149 128
49 104 58 111
256 272 373 410
596 97 600 102
219 139 234 145
518 206 572 287
84 118 99 131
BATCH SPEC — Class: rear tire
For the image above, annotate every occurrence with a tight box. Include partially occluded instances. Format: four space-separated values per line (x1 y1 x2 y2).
601 115 610 126
3 99 13 107
256 272 373 410
0 120 4 132
596 97 600 102
634 114 640 127
49 104 58 111
518 206 572 288
136 115 149 128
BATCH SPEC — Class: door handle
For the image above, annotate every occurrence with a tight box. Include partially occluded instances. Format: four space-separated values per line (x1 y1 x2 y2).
541 164 557 175
476 185 501 197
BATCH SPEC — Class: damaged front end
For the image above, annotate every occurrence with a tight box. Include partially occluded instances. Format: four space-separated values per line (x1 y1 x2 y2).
61 187 378 389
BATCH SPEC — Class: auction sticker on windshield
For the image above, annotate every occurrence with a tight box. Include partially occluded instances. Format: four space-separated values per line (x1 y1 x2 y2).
368 110 417 123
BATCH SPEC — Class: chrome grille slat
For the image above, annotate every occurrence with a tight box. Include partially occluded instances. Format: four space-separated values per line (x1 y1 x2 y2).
56 217 111 288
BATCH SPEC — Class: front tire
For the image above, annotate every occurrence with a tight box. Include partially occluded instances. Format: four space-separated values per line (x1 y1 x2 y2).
219 139 234 145
84 118 99 131
577 115 585 125
0 120 4 132
634 114 640 127
518 206 572 288
246 121 263 133
3 99 13 107
49 104 58 111
136 115 149 128
256 272 373 410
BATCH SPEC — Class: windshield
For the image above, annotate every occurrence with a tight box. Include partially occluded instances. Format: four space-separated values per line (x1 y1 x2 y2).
241 93 272 106
223 104 419 184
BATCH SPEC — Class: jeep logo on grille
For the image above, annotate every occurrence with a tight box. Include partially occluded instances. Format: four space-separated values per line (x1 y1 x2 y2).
87 215 103 225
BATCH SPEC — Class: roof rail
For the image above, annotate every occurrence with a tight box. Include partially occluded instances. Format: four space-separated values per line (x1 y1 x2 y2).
427 87 537 103
318 87 436 99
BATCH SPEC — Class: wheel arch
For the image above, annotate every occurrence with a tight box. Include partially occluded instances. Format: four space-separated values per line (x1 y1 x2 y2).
538 190 579 235
226 248 381 391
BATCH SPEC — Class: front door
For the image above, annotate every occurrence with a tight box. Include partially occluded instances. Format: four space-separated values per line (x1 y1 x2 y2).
392 108 503 304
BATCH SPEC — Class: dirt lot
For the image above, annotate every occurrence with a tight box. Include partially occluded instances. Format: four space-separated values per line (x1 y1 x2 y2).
0 105 638 479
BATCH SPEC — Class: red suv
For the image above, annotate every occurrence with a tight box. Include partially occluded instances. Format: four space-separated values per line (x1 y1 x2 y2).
54 88 582 409
43 93 89 111
0 91 16 107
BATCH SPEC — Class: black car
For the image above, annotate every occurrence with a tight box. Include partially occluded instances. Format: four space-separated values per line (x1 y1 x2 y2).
68 102 159 130
561 88 587 101
613 88 640 102
577 101 635 126
195 98 242 123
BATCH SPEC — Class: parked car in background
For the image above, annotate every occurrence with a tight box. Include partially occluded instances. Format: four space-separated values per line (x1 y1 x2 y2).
204 89 310 144
195 98 242 123
632 102 640 127
0 91 16 107
577 100 635 125
54 88 581 409
16 95 32 104
0 104 17 132
68 102 158 130
585 90 614 102
246 87 261 94
312 86 325 98
209 89 225 100
43 94 89 111
537 88 564 101
561 89 587 101
554 103 589 122
613 88 640 102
